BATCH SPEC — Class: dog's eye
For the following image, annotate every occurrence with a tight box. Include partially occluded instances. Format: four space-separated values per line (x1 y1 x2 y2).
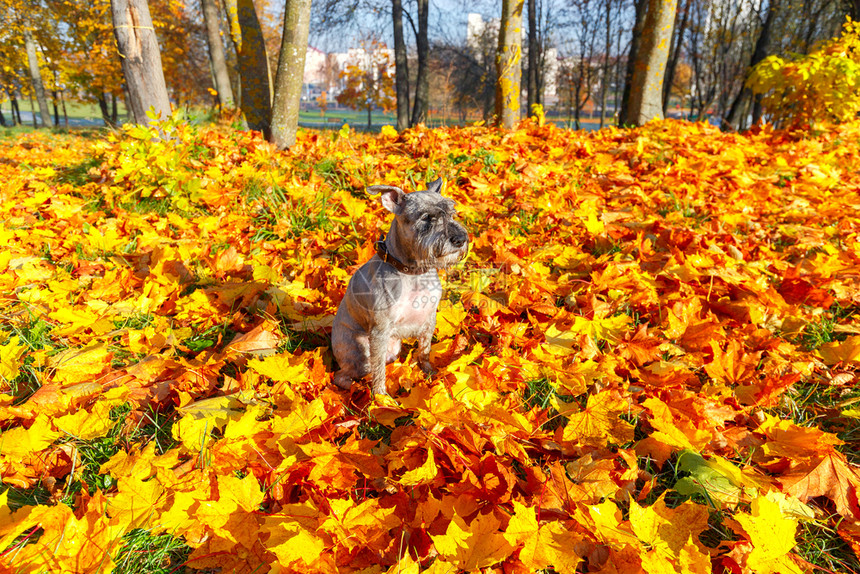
420 214 432 223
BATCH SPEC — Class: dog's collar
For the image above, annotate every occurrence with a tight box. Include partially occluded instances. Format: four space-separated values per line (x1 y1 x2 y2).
375 239 426 275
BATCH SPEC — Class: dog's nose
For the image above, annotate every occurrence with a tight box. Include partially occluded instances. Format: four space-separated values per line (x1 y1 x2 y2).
450 234 467 248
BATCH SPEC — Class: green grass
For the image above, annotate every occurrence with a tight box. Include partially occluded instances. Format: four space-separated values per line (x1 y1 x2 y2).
246 181 333 245
1 403 177 517
3 314 54 403
770 379 860 464
520 378 571 432
52 156 105 187
113 529 191 574
64 403 179 497
801 304 858 351
795 518 860 573
1 99 127 127
62 100 129 121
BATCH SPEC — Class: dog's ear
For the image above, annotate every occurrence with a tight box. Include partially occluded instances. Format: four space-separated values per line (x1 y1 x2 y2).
369 185 405 214
426 178 444 194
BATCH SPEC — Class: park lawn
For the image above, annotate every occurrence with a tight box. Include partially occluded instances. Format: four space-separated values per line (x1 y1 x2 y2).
0 117 859 573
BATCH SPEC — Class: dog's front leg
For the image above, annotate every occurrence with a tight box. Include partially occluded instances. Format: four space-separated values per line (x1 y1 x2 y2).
368 325 390 395
417 316 436 376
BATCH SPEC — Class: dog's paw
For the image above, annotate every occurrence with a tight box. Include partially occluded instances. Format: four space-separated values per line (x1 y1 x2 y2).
333 371 353 390
418 361 436 377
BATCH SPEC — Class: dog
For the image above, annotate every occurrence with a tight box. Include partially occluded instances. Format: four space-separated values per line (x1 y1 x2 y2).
331 178 469 395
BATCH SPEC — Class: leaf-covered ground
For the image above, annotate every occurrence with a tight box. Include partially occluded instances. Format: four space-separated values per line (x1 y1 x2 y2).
1 118 860 573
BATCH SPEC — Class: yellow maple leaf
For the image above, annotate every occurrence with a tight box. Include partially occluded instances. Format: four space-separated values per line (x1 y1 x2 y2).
399 446 438 485
431 512 514 571
265 520 326 568
0 336 26 387
0 414 61 457
106 472 164 530
50 343 112 386
629 495 710 559
0 490 34 551
735 493 803 574
100 442 157 481
220 473 264 511
818 335 860 365
435 301 468 339
323 498 399 552
172 394 245 451
385 554 421 574
55 386 129 440
272 397 329 439
247 353 308 383
562 391 634 446
503 500 582 573
49 306 113 337
575 200 605 235
581 499 639 547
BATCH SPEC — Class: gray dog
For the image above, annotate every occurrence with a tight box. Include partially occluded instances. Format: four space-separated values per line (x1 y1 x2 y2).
331 178 469 395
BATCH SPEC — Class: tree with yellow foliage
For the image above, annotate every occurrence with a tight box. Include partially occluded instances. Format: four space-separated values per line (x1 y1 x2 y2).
336 39 396 128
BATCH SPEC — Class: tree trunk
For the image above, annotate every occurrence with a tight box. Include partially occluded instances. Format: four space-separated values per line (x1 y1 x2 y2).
392 0 411 130
662 0 689 113
111 92 119 124
110 0 172 125
622 0 678 126
61 90 68 127
12 96 21 125
527 0 538 113
24 28 51 128
726 0 779 130
599 0 612 128
411 0 430 125
0 104 6 127
270 0 311 149
202 0 235 108
495 0 524 128
98 94 117 128
851 0 860 19
225 0 272 135
52 91 60 126
619 0 647 125
29 93 36 127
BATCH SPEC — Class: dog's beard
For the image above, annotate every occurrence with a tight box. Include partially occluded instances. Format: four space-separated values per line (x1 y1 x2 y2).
397 222 468 271
424 239 467 269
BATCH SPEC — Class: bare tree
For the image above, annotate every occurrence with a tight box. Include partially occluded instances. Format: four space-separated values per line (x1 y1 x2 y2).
110 0 172 125
392 0 410 130
525 0 562 114
560 0 601 128
598 0 614 127
311 0 432 129
622 0 678 125
618 0 647 124
771 0 843 54
23 26 50 127
201 0 235 109
496 0 524 128
527 0 539 111
662 0 690 113
434 20 498 122
724 0 779 129
686 0 758 122
411 0 430 124
225 0 272 134
270 0 311 148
